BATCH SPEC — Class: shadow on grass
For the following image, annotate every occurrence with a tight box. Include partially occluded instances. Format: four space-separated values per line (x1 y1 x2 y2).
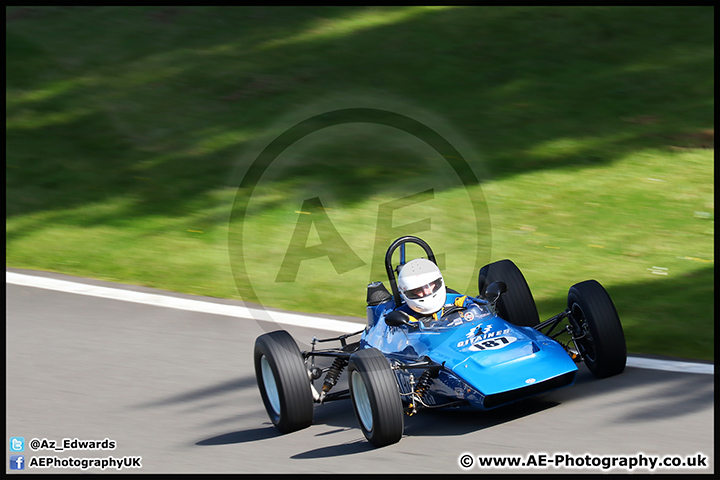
6 7 713 359
533 265 714 361
6 6 714 223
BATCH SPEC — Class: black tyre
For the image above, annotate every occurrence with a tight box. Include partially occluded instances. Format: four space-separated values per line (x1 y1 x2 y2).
347 348 404 448
567 280 626 378
478 259 539 327
254 330 314 433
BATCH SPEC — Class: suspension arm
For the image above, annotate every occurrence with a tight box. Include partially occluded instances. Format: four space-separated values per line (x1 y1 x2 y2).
534 309 571 337
311 329 365 348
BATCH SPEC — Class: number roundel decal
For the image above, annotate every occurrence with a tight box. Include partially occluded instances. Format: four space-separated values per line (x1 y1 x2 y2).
469 335 517 351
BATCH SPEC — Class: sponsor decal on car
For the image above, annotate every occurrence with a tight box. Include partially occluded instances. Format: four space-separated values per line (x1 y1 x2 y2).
457 325 514 350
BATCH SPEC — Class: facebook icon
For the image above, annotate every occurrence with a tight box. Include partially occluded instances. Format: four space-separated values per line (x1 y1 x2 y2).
10 455 24 470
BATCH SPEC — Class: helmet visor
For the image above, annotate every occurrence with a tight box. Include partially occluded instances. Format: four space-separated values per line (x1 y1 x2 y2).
403 277 443 299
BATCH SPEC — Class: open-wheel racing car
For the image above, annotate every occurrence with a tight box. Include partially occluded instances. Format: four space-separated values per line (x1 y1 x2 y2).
254 236 627 447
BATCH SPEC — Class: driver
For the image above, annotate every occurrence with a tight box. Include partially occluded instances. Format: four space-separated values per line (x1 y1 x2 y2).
397 258 472 325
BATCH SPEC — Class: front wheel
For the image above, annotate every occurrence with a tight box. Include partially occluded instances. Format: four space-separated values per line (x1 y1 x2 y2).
348 348 404 447
478 259 539 327
567 280 626 378
254 330 314 433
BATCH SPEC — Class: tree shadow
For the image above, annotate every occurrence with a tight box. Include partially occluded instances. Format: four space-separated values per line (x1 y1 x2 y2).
6 7 713 351
532 265 714 360
6 6 713 224
130 375 258 409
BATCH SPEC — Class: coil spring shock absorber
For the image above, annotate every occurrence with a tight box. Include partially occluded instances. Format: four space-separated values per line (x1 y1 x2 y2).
322 357 348 394
406 369 434 416
414 369 433 399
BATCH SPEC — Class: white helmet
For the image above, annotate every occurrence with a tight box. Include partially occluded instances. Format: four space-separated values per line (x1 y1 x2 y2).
397 258 446 315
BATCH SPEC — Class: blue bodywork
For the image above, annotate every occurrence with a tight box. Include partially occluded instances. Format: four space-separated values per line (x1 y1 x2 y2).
361 292 578 411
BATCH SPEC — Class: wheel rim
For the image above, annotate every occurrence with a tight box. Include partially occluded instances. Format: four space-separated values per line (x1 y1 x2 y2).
351 370 373 432
261 355 281 416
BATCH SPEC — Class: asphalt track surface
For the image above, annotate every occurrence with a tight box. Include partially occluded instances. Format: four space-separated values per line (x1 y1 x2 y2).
6 269 714 474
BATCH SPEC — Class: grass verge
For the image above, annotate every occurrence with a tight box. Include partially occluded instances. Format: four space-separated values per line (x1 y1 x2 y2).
7 6 713 360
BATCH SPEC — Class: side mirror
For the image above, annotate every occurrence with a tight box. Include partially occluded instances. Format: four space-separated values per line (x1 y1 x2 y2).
385 310 413 327
484 281 507 304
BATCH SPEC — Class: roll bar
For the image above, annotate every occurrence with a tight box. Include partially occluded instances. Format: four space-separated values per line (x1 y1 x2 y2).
384 236 437 308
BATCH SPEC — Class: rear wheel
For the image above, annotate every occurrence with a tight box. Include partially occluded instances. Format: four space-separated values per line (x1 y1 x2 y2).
478 259 539 327
254 330 314 433
348 348 404 447
567 280 626 378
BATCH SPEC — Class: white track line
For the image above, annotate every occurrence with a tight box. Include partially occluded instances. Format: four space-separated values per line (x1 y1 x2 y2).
625 357 713 375
6 271 713 375
6 271 360 333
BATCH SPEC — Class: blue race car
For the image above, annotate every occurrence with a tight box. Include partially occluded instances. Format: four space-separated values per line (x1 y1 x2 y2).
254 236 627 447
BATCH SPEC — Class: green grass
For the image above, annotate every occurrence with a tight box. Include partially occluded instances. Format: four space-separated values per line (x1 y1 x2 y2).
6 6 713 360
